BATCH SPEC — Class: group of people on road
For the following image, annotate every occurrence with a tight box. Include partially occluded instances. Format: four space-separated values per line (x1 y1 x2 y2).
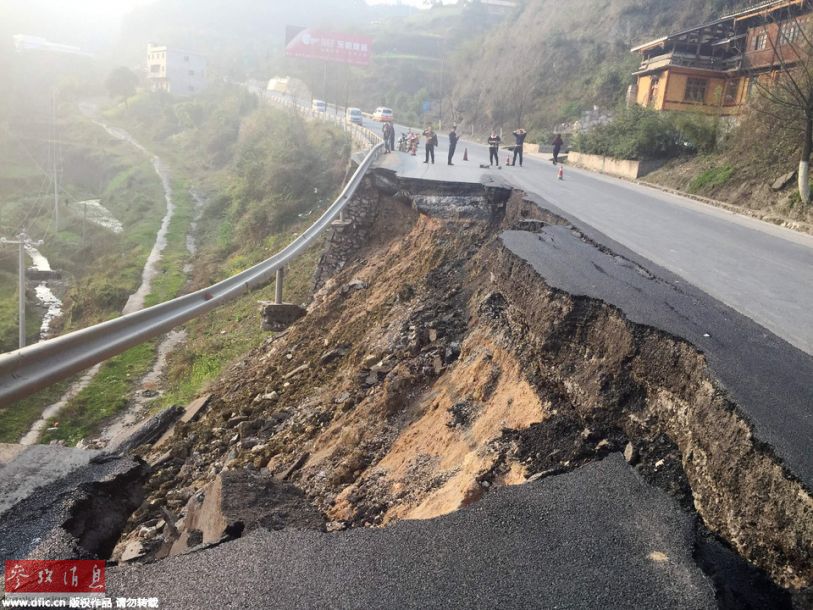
383 120 566 168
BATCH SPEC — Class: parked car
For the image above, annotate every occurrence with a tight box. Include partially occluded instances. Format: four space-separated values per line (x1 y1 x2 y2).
346 107 363 125
312 99 327 113
372 107 394 122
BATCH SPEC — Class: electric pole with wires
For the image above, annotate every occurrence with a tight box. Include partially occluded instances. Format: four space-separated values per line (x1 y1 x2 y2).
0 233 43 349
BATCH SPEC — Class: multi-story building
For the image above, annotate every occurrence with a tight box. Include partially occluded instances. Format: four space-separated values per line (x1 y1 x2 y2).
630 0 812 116
146 44 207 96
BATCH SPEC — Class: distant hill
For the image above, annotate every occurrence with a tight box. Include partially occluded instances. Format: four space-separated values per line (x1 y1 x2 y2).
449 0 749 132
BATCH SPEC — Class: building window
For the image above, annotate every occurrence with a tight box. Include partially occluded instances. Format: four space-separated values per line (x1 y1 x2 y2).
753 32 768 51
723 79 739 105
150 64 160 73
746 76 758 99
647 76 660 107
780 21 801 45
684 78 708 103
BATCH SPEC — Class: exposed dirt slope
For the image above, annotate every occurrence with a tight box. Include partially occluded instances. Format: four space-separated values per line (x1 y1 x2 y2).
121 185 811 599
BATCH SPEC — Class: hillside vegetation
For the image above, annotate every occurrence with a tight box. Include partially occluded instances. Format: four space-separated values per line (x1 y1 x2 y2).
449 0 746 134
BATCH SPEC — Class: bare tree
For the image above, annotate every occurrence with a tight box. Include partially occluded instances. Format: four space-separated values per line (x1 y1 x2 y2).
753 6 813 204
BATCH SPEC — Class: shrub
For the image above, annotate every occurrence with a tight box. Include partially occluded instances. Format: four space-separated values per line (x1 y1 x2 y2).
575 106 720 160
688 165 734 193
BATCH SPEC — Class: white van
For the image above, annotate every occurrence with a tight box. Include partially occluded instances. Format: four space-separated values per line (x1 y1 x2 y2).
346 107 363 125
312 99 327 113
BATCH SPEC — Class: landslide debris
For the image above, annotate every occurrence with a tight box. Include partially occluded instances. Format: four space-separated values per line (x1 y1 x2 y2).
118 184 811 600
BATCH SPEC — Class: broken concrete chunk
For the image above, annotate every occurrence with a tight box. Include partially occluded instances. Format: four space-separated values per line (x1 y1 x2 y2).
253 391 279 404
106 405 185 454
260 302 307 332
341 279 368 295
320 345 350 365
168 469 325 556
771 170 796 191
237 420 261 440
624 442 639 465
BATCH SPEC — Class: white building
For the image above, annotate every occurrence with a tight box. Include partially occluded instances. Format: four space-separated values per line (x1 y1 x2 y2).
146 44 207 96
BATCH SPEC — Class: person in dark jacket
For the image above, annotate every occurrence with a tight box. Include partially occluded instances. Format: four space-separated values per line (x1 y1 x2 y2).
382 122 392 153
512 128 527 167
448 125 459 165
552 134 564 165
423 126 436 164
388 121 396 153
488 130 501 166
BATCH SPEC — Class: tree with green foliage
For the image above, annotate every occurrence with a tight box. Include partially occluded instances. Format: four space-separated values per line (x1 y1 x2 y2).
105 67 139 107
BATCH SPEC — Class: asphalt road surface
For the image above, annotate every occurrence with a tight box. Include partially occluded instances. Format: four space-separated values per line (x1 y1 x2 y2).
371 119 813 358
109 455 716 609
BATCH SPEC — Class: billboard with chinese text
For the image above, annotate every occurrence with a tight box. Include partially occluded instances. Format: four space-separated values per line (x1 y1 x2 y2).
285 27 372 66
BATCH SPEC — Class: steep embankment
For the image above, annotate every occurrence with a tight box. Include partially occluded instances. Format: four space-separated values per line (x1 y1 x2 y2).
644 105 813 232
115 172 811 603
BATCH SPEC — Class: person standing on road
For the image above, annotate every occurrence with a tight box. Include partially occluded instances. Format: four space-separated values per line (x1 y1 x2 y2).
408 129 418 156
382 122 392 153
423 125 437 164
552 133 564 165
512 128 527 167
488 130 501 166
448 125 459 165
388 121 396 153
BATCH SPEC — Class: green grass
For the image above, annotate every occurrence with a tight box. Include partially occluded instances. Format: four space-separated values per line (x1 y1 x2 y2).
0 379 73 443
39 342 158 445
688 165 735 193
0 120 190 444
158 229 323 409
38 176 195 444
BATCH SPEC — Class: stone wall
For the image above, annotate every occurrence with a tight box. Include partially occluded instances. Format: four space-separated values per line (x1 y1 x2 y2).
312 174 381 293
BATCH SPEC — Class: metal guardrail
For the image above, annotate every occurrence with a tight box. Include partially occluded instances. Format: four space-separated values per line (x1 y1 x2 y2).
0 101 384 408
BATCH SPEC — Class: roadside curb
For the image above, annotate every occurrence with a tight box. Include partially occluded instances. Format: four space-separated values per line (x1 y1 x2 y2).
636 180 813 237
519 145 812 236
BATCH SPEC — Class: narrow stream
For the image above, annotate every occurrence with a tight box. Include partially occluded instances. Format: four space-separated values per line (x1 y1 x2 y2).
20 114 183 445
23 244 63 340
74 199 124 234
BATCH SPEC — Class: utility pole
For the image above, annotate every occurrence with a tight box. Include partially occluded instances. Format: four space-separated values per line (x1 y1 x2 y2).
51 88 60 232
0 233 43 349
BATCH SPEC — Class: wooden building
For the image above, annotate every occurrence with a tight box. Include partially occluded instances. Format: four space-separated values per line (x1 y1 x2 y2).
631 0 813 116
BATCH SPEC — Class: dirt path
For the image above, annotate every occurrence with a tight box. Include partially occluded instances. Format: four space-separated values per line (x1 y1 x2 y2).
20 114 180 445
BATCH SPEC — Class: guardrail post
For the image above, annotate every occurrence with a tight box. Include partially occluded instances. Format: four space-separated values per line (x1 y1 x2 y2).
275 267 284 305
17 239 25 349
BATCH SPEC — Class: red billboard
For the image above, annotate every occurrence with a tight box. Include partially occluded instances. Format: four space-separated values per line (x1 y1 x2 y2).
285 27 372 66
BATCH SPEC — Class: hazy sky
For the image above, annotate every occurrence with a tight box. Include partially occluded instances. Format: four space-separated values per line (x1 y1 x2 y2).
5 0 437 26
2 0 447 47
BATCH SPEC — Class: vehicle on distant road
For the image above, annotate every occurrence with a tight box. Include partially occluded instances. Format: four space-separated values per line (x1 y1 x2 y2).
373 106 393 122
346 107 363 125
312 99 327 113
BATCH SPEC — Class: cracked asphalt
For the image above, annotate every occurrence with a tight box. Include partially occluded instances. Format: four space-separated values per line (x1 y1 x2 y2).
109 455 715 609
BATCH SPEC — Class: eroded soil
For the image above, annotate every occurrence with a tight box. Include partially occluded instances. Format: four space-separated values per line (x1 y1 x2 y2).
116 185 812 601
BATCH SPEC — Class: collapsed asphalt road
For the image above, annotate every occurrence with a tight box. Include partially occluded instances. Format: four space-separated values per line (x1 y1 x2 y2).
500 196 813 489
109 455 715 609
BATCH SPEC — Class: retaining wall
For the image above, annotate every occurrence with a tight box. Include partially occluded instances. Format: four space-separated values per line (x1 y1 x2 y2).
567 151 665 180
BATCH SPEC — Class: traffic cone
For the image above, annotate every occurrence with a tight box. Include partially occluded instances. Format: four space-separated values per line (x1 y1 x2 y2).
463 148 468 161
557 165 564 180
